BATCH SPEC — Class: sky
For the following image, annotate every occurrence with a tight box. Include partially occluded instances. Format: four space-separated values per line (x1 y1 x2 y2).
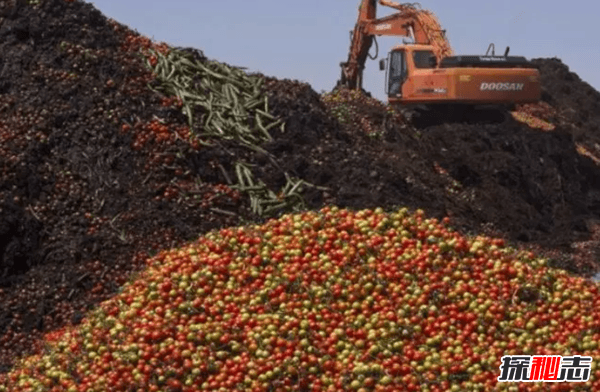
90 0 600 102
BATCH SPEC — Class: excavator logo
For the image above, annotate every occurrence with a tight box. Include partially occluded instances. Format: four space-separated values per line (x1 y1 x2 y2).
480 82 525 92
375 23 392 31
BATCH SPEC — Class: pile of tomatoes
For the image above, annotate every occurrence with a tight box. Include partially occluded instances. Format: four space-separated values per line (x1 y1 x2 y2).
2 207 599 392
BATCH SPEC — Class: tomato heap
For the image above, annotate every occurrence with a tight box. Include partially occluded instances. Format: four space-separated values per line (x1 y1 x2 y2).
1 207 599 392
322 89 404 135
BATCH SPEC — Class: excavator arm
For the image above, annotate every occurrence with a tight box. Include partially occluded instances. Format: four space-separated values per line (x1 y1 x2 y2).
339 0 452 89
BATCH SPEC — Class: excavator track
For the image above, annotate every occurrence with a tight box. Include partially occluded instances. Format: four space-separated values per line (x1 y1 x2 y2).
395 104 510 128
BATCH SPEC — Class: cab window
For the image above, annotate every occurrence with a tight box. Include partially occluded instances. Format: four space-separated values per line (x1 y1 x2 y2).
413 50 436 69
388 50 406 96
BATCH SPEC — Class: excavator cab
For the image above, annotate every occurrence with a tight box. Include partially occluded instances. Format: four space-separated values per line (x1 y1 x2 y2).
381 46 437 98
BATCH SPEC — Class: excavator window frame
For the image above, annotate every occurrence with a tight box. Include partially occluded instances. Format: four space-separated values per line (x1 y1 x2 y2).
383 55 390 95
387 49 406 97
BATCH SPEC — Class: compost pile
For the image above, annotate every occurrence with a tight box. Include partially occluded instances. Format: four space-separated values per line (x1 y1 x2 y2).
0 0 600 374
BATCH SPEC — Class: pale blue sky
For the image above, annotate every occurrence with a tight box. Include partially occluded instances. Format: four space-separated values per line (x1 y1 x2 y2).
90 0 599 101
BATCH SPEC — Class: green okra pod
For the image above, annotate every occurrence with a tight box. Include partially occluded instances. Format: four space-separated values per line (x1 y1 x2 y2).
255 109 275 120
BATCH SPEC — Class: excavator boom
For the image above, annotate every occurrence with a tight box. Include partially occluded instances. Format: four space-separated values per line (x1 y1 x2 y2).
340 1 451 89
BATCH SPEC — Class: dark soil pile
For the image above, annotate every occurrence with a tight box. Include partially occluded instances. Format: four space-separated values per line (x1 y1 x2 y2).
0 0 600 373
261 82 600 264
0 0 245 369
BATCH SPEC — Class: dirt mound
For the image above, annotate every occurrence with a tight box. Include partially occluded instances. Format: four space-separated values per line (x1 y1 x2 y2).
262 77 600 241
534 58 600 126
0 0 600 374
0 0 244 368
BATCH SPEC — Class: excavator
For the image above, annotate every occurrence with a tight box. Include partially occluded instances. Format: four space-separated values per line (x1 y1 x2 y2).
338 0 541 121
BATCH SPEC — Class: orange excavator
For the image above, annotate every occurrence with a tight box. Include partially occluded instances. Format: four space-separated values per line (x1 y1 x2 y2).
339 1 540 118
